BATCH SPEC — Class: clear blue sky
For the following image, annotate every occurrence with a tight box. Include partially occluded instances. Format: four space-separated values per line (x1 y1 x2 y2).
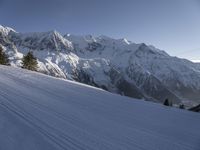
0 0 200 61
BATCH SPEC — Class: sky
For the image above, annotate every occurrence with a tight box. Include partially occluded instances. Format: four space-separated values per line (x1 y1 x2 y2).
0 0 200 61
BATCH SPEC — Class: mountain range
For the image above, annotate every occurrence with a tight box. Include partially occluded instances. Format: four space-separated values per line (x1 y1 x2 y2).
1 25 200 106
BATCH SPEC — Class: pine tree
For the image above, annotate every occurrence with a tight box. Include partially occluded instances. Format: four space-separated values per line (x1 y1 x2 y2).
0 46 9 65
163 99 169 106
163 99 173 106
22 51 38 71
179 104 185 109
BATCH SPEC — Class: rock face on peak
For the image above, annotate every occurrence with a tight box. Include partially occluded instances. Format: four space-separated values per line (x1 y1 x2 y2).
1 25 200 106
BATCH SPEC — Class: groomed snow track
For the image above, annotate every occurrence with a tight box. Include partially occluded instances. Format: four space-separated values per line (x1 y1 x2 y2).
0 66 199 150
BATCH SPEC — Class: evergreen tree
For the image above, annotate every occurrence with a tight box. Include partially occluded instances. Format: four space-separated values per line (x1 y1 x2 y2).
0 46 9 65
163 98 172 106
22 51 38 71
179 104 185 109
163 99 169 106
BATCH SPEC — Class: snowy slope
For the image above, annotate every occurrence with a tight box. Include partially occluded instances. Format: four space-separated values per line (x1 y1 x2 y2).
0 65 200 150
1 25 200 106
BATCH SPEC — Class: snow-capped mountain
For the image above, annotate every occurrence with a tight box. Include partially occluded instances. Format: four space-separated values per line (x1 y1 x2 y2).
1 25 200 106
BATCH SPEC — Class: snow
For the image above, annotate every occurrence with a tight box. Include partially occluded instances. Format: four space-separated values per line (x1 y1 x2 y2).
0 65 199 150
1 24 200 105
191 60 200 63
0 25 15 35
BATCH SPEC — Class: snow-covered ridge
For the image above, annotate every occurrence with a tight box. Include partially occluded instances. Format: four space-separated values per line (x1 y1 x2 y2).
1 25 200 106
0 65 199 150
8 30 73 51
0 25 16 35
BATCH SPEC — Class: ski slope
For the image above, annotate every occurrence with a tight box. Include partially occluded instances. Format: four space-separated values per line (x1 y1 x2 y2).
0 65 199 150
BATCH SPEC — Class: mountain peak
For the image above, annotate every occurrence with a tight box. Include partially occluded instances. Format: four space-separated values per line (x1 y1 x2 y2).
47 30 61 36
120 38 131 45
0 25 16 35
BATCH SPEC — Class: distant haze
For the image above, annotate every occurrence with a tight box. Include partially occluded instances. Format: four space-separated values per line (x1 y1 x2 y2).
0 0 200 61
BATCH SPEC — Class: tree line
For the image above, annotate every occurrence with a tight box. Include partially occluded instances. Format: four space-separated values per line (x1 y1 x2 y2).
0 46 38 71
